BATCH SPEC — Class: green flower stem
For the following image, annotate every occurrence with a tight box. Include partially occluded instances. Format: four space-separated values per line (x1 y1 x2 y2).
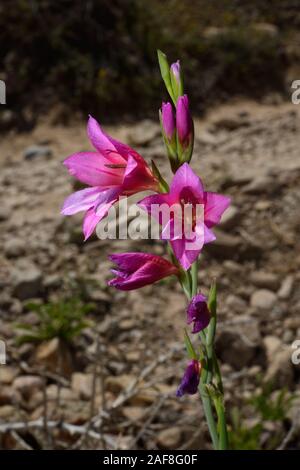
199 383 219 449
189 261 228 450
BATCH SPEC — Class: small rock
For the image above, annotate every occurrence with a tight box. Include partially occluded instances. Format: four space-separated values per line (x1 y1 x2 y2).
278 276 294 300
263 335 294 387
35 338 73 376
4 239 26 258
250 271 280 291
219 205 241 230
23 145 52 160
250 289 277 310
157 427 182 449
206 230 241 258
222 260 242 273
127 120 160 147
122 406 145 422
0 386 21 405
71 372 94 400
13 375 43 398
255 200 271 211
12 262 42 300
0 366 18 385
106 375 135 394
253 23 279 37
242 175 280 195
0 206 10 221
0 405 15 420
216 317 261 369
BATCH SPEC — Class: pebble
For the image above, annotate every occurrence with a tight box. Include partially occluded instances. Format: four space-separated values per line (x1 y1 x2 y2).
278 275 294 300
23 145 52 160
250 289 277 310
250 271 280 291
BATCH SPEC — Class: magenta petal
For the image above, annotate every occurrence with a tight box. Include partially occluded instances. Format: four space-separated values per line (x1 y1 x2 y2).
204 225 216 244
176 360 200 397
61 187 102 215
83 208 101 241
87 115 135 162
170 239 199 270
170 163 204 201
63 152 123 187
87 116 117 156
94 187 121 217
204 192 231 228
138 193 171 225
187 294 210 333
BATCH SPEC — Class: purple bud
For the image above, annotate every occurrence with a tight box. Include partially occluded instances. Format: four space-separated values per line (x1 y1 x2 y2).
170 60 181 84
176 95 193 147
187 293 210 333
176 359 201 397
161 102 175 141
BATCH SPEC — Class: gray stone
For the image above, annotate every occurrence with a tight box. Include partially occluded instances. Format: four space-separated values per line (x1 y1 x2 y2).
4 239 26 258
263 336 293 388
250 271 280 291
127 120 160 147
250 289 277 310
206 230 241 258
0 206 10 221
12 262 42 300
13 375 43 398
216 316 261 369
157 427 182 450
278 276 294 300
242 175 280 195
23 145 52 160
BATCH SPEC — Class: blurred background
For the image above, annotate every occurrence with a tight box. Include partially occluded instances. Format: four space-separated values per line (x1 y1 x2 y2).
0 0 300 450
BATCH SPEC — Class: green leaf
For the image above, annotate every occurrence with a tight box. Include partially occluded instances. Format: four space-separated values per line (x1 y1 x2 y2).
157 50 175 104
184 329 197 360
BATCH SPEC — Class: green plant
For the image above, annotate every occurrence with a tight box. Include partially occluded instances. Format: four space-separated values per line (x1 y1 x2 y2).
15 298 93 345
251 383 293 422
228 407 262 450
229 384 294 450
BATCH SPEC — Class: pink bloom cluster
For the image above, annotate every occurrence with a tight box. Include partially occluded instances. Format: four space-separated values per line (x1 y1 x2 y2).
61 54 231 398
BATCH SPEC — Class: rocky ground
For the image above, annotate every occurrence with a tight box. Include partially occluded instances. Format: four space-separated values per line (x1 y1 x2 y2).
0 99 300 449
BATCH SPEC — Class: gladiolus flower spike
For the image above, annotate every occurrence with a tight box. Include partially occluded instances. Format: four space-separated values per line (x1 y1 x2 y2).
61 49 231 450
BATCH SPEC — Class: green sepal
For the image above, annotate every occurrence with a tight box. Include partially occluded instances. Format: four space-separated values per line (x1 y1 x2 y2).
184 328 197 360
151 160 169 193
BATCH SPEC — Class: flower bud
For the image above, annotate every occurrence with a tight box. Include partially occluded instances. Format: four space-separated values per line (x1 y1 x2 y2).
160 102 178 171
176 95 194 163
161 102 175 141
170 60 184 102
176 359 201 397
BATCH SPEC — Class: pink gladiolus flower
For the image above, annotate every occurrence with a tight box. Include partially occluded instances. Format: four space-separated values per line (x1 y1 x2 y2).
108 252 179 290
138 163 231 270
61 116 158 240
176 359 201 397
187 293 210 333
161 102 175 141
